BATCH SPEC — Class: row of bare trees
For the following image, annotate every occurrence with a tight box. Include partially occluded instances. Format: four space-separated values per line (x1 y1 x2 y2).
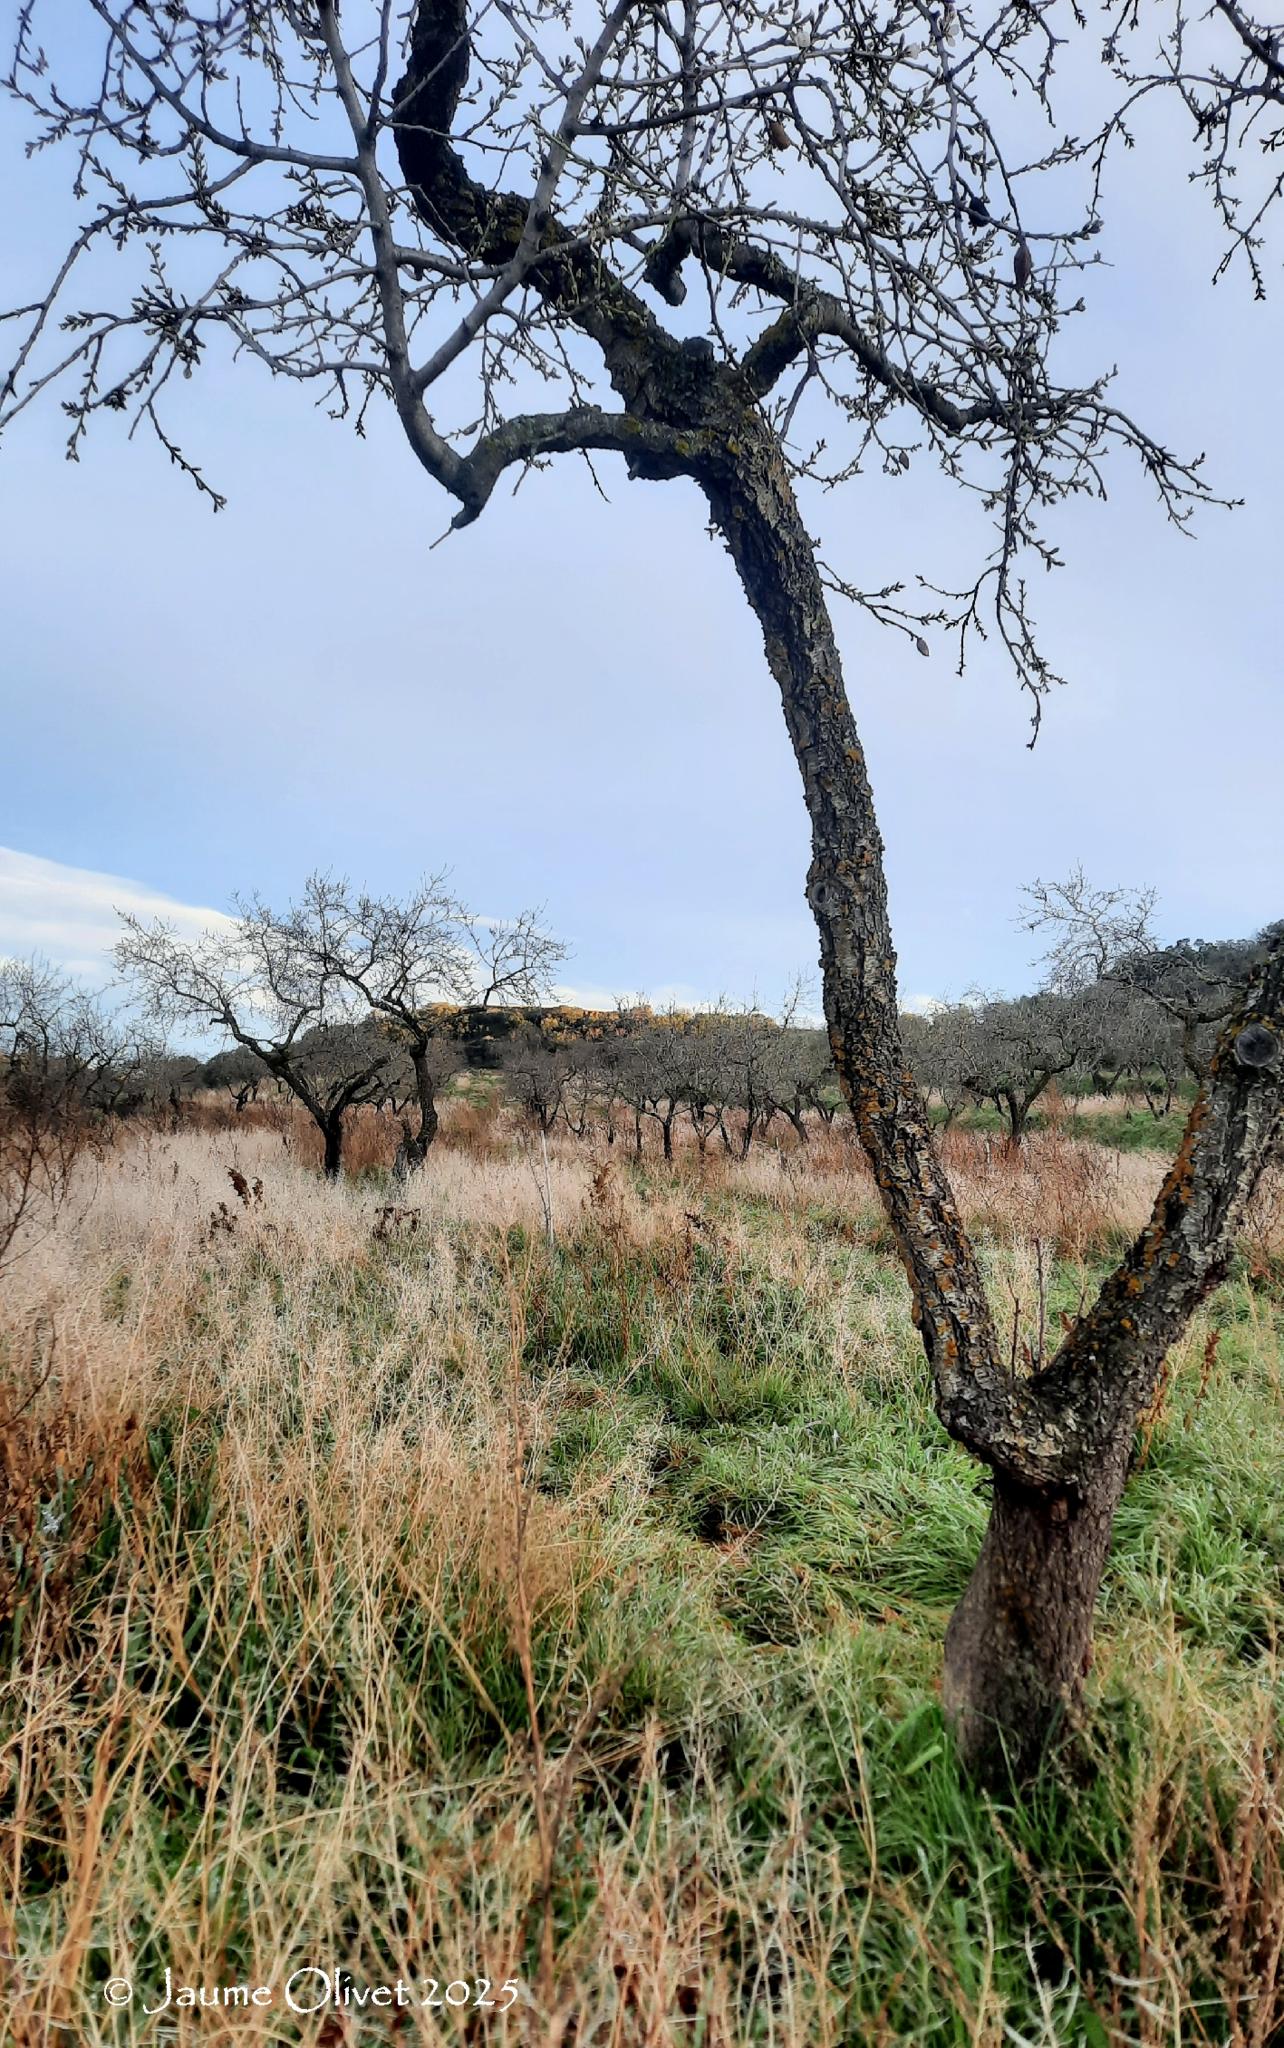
11 879 1271 1234
907 985 1197 1142
500 989 838 1160
178 911 1274 1169
905 895 1282 1143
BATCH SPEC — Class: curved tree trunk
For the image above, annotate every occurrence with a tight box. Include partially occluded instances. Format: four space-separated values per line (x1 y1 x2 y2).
702 412 1284 1778
701 423 1008 1423
395 1053 441 1177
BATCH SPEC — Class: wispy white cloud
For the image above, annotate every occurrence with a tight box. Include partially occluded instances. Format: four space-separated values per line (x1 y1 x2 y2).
0 846 230 983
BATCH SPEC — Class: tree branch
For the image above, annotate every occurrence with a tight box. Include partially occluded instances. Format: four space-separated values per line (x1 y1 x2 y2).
392 0 683 409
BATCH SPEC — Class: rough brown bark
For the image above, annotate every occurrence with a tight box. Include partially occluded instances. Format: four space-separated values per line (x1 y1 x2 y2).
698 415 1034 1468
941 1464 1125 1778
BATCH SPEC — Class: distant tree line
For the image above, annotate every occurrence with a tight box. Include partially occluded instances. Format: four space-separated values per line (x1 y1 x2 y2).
496 987 838 1161
3 878 1277 1214
195 989 840 1169
5 868 1277 1212
187 956 1273 1172
905 982 1193 1145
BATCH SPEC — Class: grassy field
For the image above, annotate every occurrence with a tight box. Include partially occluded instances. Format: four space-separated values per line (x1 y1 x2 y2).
2 1110 1282 2044
931 1097 1192 1156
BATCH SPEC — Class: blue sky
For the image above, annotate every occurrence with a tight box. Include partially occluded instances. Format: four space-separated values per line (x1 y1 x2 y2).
2 32 1280 1016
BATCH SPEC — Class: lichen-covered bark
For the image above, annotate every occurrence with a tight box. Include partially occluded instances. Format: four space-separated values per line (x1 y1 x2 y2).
697 422 1033 1465
1033 977 1284 1453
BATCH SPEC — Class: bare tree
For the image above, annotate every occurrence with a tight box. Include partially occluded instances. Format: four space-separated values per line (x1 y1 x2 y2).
754 980 835 1145
622 1007 694 1162
464 907 568 1012
0 960 158 1274
765 1024 838 1143
7 2 1284 1775
948 989 1097 1144
205 1045 268 1115
292 876 564 1170
679 1012 735 1157
596 1000 655 1153
1026 871 1277 1081
117 902 398 1177
280 874 467 1174
1117 1001 1187 1121
1071 979 1188 1119
904 1004 979 1130
502 1020 580 1137
717 1003 796 1157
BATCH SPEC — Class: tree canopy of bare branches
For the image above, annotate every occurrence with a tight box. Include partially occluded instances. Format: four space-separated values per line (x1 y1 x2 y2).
116 875 566 1174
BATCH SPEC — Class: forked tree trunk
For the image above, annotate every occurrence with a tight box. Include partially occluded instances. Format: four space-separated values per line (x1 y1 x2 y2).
392 9 1284 1777
703 415 1284 1778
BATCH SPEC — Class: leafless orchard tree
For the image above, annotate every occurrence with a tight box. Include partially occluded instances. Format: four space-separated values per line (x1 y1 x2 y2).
763 1019 839 1143
1100 989 1188 1118
0 959 155 1276
464 906 570 1013
1026 870 1280 1082
678 1010 736 1156
717 980 831 1151
638 1004 746 1159
501 1018 586 1134
117 900 399 1176
205 1043 268 1114
619 1006 692 1160
949 987 1098 1143
276 873 565 1172
902 1003 977 1128
6 0 1284 1774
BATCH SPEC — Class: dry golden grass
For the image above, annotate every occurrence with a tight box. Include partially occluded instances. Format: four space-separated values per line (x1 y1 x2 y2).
2 1116 1282 2043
